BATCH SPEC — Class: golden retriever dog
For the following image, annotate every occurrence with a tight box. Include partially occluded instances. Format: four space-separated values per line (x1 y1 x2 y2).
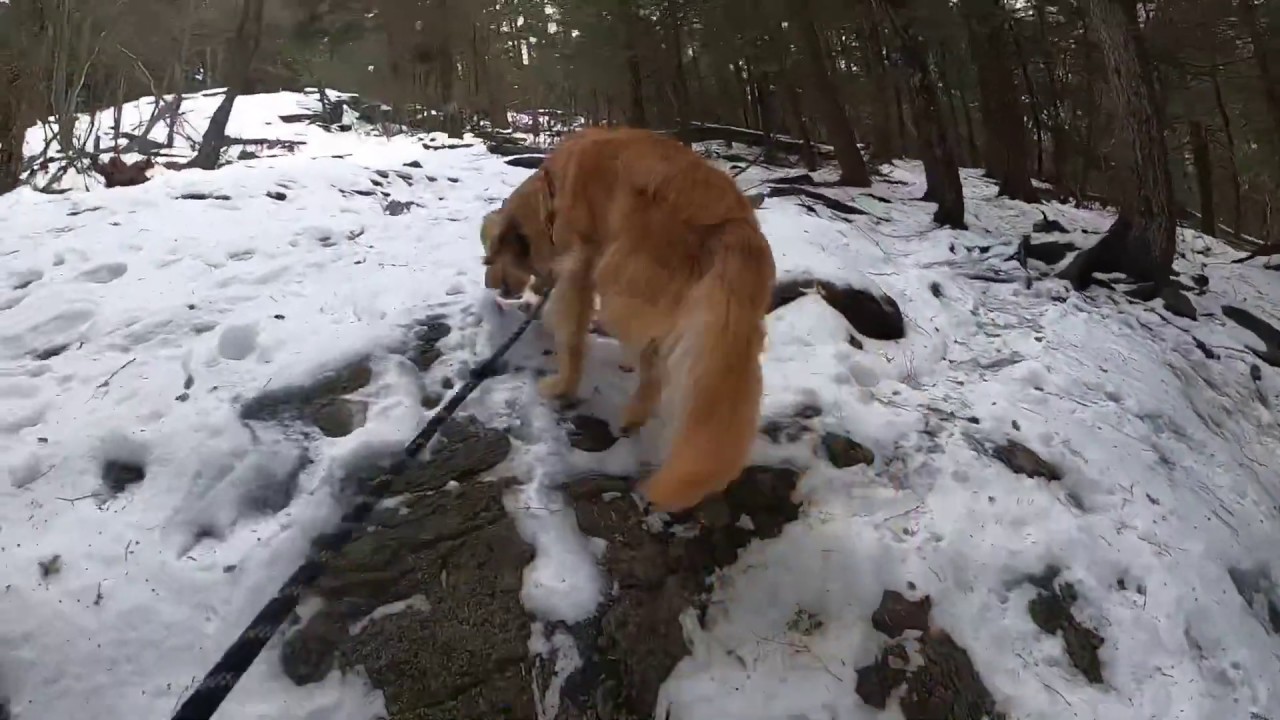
482 127 777 512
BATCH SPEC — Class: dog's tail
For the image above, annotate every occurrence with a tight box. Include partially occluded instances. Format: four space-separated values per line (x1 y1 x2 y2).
639 218 775 513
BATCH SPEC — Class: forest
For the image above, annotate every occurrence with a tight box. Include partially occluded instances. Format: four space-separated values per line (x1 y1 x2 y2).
0 0 1277 285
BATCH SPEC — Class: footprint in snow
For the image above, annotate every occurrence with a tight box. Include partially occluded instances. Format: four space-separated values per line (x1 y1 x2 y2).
217 323 259 361
77 262 128 284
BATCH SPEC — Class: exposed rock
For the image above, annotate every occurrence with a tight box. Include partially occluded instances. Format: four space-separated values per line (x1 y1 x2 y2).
281 611 345 685
279 417 532 718
992 440 1062 481
383 199 415 216
408 317 452 371
241 359 374 438
871 590 931 638
821 432 875 469
310 398 366 438
486 141 547 158
555 465 802 717
1026 567 1105 684
265 190 287 202
772 277 906 341
385 415 511 495
856 591 1005 719
177 192 232 201
503 155 546 169
102 459 146 493
855 643 910 710
563 414 618 453
899 629 1005 720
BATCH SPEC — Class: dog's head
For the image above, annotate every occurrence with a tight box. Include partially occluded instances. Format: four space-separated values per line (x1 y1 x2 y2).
481 170 555 300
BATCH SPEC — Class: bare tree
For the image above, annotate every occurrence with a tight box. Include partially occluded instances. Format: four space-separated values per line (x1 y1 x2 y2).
1058 0 1177 288
189 0 266 170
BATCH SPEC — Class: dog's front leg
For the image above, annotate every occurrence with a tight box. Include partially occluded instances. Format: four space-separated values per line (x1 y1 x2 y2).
538 248 594 401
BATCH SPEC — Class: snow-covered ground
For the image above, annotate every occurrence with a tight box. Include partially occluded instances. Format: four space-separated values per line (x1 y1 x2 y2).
1 90 1278 720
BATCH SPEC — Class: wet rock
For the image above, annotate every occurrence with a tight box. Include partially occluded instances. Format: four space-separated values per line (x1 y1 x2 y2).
284 441 535 719
1026 568 1105 684
265 190 287 202
407 318 452 371
241 359 373 427
403 160 423 168
556 465 802 717
992 440 1062 481
310 398 366 438
772 277 905 341
102 459 146 493
563 414 618 452
386 415 510 495
871 590 932 638
821 432 875 469
281 612 345 685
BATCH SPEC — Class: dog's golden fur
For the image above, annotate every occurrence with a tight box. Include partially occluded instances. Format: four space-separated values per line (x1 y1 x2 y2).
483 127 777 512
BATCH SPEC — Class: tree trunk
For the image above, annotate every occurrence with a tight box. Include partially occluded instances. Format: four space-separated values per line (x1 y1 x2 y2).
784 81 818 171
959 0 1038 202
1211 70 1243 241
1059 0 1177 288
862 18 898 160
1188 120 1216 238
621 0 648 128
788 0 871 186
877 0 967 228
666 0 691 134
189 0 265 171
1235 0 1280 172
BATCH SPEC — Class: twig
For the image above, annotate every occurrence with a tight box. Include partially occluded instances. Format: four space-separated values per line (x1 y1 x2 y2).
56 492 101 503
87 357 136 402
124 539 134 562
1040 679 1072 706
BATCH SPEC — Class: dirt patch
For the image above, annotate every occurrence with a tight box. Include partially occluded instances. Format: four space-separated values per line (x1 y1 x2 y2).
855 590 1005 719
548 465 802 718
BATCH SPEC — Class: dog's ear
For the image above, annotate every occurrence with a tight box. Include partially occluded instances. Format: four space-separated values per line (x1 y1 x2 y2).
483 223 531 267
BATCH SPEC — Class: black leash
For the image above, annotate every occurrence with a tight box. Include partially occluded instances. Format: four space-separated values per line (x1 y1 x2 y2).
171 292 548 720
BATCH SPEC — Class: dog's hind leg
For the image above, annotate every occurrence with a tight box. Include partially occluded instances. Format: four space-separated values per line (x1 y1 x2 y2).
620 342 661 435
538 248 594 401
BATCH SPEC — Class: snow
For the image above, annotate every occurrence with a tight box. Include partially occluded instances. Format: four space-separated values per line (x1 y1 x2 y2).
2 89 1279 720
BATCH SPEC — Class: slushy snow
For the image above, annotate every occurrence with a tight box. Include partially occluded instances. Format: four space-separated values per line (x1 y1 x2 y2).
0 89 1277 720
